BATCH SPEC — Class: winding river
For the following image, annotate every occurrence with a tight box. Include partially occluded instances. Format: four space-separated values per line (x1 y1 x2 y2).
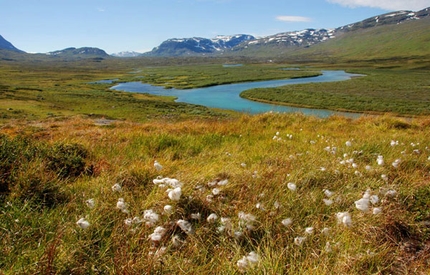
111 70 363 118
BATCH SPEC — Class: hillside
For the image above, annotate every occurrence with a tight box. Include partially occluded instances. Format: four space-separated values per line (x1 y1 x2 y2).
285 17 430 63
0 35 23 52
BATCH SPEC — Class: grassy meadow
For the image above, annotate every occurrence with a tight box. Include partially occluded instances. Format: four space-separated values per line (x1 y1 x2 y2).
1 57 430 274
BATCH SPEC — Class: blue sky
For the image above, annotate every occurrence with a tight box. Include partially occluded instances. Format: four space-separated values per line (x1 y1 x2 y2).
1 0 429 54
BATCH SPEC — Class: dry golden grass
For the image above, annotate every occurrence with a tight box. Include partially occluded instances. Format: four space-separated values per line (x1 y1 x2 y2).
1 113 430 274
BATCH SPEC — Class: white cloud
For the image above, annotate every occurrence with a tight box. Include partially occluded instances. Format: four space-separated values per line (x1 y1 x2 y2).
326 0 430 11
276 16 312 23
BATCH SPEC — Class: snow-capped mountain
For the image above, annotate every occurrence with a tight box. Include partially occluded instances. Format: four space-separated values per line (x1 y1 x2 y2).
144 34 255 56
144 7 429 57
111 51 142 57
337 7 429 32
46 47 109 57
243 29 335 48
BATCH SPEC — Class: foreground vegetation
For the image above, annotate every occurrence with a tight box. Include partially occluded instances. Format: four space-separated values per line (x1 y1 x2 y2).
1 113 430 274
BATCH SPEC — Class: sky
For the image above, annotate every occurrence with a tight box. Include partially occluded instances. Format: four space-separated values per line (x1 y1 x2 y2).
1 0 429 54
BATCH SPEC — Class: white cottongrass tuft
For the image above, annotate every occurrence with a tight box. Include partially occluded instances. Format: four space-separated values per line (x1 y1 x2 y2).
294 236 306 246
76 218 90 229
176 219 193 234
167 187 182 201
323 199 333 206
85 198 95 209
212 188 221 196
390 140 399 146
241 163 247 168
116 198 129 213
149 226 166 242
324 189 334 197
373 207 382 215
154 160 163 171
153 177 181 188
392 159 401 168
321 227 331 236
217 179 229 186
336 212 352 227
381 174 388 182
281 218 293 227
237 251 260 272
238 211 256 230
305 227 314 234
287 182 297 191
143 209 159 226
345 140 352 147
370 195 379 205
163 204 173 215
355 198 370 212
111 183 122 192
207 213 218 223
385 189 397 197
172 234 184 248
191 213 201 220
377 155 384 166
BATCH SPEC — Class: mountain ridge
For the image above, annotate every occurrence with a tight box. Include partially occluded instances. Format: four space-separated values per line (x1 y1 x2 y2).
143 7 429 57
0 35 24 52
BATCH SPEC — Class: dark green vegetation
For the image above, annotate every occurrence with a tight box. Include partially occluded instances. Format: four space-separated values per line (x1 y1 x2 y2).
241 68 430 116
117 63 321 89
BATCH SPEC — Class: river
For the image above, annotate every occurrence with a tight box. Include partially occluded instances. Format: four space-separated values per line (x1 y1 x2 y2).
110 70 363 118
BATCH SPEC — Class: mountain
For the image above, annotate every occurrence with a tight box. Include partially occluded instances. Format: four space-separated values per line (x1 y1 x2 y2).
0 35 24 52
144 7 429 57
46 47 110 58
111 51 143 57
144 34 255 56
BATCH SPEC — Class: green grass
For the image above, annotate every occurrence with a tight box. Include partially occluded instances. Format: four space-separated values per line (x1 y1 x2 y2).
241 68 430 116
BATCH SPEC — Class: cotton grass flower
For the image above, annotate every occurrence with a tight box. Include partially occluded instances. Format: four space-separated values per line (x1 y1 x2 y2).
345 140 352 147
149 226 166 242
287 182 297 191
377 155 384 166
85 198 95 209
76 218 90 229
373 207 382 215
212 188 221 196
305 227 314 234
163 204 173 215
154 160 163 171
294 236 306 246
116 198 129 213
191 213 201 220
281 218 293 227
336 212 352 227
237 251 260 272
370 195 379 205
176 219 193 234
143 209 159 227
207 213 218 223
111 183 122 192
355 198 370 212
392 159 401 168
324 189 334 198
167 187 182 201
323 199 334 206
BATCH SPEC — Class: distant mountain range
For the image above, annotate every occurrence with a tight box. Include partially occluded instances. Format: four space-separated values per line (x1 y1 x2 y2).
143 7 429 56
0 7 428 59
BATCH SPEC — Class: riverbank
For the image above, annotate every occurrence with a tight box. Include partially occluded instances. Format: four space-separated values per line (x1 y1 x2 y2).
240 68 430 116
